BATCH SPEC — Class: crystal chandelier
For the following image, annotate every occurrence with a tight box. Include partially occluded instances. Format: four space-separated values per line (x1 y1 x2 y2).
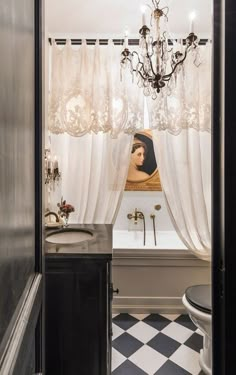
120 0 200 99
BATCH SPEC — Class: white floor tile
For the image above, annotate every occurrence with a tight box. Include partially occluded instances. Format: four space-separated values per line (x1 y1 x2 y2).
112 313 119 318
129 345 167 374
127 321 158 344
130 313 150 320
112 323 125 340
170 345 201 375
161 321 193 343
160 313 180 321
111 348 126 371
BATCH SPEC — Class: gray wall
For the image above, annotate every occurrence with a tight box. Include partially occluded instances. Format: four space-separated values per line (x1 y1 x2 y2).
0 0 35 350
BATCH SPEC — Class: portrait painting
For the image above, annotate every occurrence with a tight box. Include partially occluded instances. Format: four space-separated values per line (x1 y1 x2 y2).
125 130 162 191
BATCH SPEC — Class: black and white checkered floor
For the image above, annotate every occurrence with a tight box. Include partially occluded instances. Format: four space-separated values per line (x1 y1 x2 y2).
112 313 205 375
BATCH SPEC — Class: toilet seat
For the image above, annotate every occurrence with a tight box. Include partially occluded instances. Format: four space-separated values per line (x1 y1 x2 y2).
185 285 211 314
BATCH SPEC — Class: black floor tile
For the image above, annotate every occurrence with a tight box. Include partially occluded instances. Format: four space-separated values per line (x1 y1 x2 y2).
174 314 197 331
184 332 203 353
143 314 171 331
112 332 143 357
112 314 203 375
113 313 139 330
113 360 148 375
147 332 181 358
154 359 192 374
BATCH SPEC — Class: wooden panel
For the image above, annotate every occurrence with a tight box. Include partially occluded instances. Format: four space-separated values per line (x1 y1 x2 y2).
45 258 111 375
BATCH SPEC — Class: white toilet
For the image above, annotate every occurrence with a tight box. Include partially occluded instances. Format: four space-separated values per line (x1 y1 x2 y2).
182 285 212 375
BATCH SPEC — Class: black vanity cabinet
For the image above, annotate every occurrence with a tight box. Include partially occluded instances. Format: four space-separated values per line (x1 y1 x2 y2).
45 225 113 375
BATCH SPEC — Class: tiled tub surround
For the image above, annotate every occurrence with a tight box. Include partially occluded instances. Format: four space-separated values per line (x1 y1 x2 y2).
112 230 211 314
114 191 176 232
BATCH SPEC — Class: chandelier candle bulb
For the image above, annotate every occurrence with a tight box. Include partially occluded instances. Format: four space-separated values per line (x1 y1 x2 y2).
124 32 128 48
47 156 52 173
189 12 196 33
54 156 58 169
141 6 146 25
190 18 194 33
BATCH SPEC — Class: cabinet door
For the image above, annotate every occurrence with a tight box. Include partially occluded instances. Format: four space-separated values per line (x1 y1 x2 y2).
45 259 109 375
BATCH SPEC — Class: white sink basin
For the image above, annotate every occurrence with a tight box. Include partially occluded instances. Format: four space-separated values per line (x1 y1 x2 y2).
46 229 93 245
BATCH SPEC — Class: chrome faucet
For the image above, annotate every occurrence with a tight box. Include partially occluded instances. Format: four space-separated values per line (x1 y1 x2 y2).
45 211 60 222
127 208 146 245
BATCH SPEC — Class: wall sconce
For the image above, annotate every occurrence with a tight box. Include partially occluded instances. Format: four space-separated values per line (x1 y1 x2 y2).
45 149 61 185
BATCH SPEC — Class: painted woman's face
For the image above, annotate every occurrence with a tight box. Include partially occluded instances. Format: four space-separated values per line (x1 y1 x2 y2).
131 146 145 166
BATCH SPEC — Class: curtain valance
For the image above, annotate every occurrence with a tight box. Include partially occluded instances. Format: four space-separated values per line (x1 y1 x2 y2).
48 40 144 138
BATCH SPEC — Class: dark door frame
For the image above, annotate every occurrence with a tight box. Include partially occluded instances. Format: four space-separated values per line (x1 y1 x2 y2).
213 0 236 374
35 0 43 372
212 0 225 374
38 0 236 373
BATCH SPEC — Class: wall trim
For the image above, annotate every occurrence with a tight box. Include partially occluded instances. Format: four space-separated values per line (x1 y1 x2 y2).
113 250 210 268
112 296 186 314
0 275 42 375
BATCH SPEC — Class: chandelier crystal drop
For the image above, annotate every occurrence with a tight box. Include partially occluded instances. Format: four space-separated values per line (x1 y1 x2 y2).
120 0 200 99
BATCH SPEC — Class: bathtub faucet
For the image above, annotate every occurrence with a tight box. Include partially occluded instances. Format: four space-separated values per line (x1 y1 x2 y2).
127 208 144 224
127 208 146 245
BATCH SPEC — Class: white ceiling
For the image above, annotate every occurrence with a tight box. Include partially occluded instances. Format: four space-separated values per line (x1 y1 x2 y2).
45 0 212 39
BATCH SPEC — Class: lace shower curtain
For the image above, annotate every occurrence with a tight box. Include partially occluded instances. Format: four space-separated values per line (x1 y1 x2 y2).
49 132 133 224
47 40 145 223
151 44 212 261
48 40 144 138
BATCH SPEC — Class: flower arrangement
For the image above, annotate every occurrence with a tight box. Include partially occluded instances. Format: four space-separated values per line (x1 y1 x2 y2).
57 198 75 225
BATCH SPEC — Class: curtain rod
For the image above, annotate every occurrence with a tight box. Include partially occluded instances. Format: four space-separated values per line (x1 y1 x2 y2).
48 37 209 46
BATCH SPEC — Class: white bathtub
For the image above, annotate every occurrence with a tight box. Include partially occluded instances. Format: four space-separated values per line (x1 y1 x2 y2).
112 229 187 250
112 229 210 314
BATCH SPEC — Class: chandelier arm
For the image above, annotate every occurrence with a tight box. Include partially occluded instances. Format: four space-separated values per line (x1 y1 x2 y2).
131 59 153 81
161 6 169 18
131 50 143 66
133 67 150 82
132 50 156 78
153 0 160 8
147 55 157 77
161 6 169 13
162 48 189 80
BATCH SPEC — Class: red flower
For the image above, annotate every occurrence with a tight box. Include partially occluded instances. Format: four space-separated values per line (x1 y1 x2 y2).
57 199 75 218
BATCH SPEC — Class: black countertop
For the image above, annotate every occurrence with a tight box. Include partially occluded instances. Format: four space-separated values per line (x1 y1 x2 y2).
45 224 112 258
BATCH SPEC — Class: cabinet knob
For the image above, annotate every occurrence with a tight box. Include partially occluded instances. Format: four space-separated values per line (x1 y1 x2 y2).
112 288 119 295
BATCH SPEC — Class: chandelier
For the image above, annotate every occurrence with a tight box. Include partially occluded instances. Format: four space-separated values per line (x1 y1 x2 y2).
120 0 200 99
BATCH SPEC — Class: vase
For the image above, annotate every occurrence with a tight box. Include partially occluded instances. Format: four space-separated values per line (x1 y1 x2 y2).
64 214 69 227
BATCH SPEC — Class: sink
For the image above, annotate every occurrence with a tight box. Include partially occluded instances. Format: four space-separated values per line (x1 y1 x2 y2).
46 228 93 245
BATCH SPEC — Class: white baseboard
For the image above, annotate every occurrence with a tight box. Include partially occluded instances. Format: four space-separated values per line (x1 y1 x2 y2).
112 296 186 314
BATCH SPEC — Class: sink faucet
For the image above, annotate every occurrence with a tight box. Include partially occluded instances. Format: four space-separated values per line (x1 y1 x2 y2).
45 211 60 222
